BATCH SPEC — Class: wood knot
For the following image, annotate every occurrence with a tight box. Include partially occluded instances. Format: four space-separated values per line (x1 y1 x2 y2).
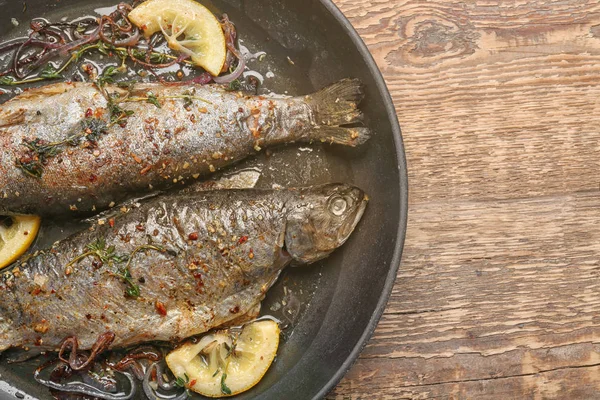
390 15 480 66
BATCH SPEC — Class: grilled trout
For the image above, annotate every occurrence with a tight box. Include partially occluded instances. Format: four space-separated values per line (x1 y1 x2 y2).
0 79 369 217
0 183 367 351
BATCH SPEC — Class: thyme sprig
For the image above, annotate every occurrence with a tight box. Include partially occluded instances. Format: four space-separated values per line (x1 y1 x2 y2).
0 41 194 87
15 117 108 178
67 240 166 299
1 42 108 86
67 238 128 267
174 373 190 388
221 373 232 395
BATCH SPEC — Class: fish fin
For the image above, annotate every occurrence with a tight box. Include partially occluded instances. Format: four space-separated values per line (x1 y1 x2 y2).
184 168 262 192
308 126 371 147
305 78 365 126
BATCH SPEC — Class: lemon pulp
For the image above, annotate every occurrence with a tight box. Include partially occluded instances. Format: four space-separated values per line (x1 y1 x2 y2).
166 320 280 397
0 215 41 270
128 0 227 76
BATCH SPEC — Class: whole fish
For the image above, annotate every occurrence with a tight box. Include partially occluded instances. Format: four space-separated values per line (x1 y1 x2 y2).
0 79 369 217
0 183 367 351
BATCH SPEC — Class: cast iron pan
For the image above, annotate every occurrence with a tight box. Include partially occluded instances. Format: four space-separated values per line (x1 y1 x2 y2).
0 0 408 398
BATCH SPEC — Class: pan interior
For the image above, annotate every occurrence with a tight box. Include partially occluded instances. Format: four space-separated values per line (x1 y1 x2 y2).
0 0 404 399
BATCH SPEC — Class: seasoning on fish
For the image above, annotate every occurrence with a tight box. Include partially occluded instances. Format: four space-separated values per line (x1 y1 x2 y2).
0 79 370 217
0 183 368 352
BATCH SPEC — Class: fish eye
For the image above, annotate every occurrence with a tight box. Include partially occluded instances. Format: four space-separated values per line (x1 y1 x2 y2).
329 196 347 216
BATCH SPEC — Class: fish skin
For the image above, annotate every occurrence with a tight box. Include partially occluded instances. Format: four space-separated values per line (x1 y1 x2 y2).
0 79 369 217
0 183 367 351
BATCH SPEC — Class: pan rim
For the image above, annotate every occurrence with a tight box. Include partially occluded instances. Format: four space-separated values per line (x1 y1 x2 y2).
314 1 409 399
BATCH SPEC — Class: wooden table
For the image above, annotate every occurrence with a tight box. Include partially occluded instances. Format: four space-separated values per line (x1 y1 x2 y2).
329 1 600 398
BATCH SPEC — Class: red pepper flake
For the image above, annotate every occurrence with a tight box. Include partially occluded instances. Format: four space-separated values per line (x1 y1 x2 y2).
136 224 145 232
131 153 142 164
188 232 199 241
238 236 248 245
50 289 56 294
89 174 98 183
140 165 152 175
229 305 240 314
34 337 43 346
85 108 93 118
189 379 197 387
30 286 42 296
155 301 167 316
86 314 92 320
192 271 204 293
108 218 115 228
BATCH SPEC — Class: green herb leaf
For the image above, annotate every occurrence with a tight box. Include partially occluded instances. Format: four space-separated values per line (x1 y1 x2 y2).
226 79 242 91
117 80 136 89
15 138 62 178
40 64 62 80
146 92 161 108
220 373 231 395
115 48 128 59
107 96 135 125
0 76 16 86
81 118 108 144
87 237 106 252
174 376 186 388
124 282 140 298
96 65 120 87
96 41 110 56
174 373 190 388
149 52 169 64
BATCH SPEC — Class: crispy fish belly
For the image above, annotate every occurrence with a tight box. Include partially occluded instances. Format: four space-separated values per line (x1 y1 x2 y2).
0 184 368 351
0 79 370 217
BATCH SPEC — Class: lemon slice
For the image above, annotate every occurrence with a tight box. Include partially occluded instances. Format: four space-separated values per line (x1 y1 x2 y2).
0 215 40 269
128 0 227 76
166 320 280 397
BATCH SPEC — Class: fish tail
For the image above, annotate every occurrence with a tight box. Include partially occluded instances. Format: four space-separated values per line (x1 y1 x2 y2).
306 78 365 126
307 126 371 146
304 78 371 146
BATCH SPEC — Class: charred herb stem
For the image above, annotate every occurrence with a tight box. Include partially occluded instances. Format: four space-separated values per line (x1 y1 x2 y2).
68 240 166 299
15 117 107 178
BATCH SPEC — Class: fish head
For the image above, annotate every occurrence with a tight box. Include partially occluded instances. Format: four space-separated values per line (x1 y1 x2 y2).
285 183 368 264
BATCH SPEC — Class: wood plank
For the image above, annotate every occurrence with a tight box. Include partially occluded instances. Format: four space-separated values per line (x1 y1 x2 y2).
329 0 600 398
335 0 600 203
331 361 600 399
331 192 600 397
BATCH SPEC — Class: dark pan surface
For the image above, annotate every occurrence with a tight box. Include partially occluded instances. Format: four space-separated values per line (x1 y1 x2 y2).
0 0 408 398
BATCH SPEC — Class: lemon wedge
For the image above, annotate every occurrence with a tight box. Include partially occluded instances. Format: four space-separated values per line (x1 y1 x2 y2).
166 320 280 397
0 215 40 270
128 0 227 76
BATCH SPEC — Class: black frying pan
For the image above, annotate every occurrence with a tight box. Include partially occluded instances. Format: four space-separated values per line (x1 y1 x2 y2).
0 0 408 398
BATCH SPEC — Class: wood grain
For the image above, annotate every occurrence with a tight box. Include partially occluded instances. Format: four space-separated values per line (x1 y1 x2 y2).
330 0 600 398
